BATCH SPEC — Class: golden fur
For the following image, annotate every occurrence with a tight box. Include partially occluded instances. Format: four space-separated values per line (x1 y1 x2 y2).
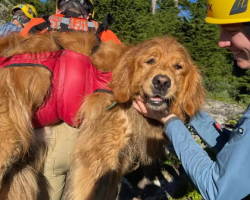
0 32 205 199
0 31 122 200
67 37 205 199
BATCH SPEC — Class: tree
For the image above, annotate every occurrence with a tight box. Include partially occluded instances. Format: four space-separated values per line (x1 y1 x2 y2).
152 0 156 15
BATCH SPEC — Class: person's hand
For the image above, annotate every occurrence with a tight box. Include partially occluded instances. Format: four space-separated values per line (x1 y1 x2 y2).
132 96 175 124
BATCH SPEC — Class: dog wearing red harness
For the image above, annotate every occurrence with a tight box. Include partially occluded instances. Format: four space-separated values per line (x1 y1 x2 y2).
0 31 205 200
0 31 122 200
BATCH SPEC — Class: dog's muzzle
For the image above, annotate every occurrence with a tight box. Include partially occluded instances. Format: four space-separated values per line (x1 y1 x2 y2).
152 74 171 93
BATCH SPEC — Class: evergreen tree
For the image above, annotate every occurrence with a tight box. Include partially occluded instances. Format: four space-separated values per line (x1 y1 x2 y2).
93 0 156 44
154 0 183 38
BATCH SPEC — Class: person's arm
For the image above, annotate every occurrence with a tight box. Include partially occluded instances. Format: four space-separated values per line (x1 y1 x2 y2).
133 99 250 200
189 110 231 154
0 22 22 37
164 113 250 200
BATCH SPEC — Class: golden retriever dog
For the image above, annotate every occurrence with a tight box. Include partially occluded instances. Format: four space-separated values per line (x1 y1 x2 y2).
0 32 204 200
67 36 205 199
0 31 121 200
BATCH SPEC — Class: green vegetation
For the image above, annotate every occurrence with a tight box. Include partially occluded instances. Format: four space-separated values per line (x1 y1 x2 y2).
92 0 250 105
5 0 250 106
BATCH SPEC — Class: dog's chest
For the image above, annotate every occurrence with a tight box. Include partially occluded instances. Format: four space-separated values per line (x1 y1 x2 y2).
120 107 166 167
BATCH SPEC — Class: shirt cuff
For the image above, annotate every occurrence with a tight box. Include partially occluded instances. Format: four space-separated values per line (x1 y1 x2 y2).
164 116 180 129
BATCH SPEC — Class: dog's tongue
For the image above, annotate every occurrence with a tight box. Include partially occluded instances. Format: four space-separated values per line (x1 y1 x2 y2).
150 97 163 102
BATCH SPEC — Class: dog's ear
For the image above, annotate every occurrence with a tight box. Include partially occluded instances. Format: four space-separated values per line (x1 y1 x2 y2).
109 48 134 103
179 64 205 118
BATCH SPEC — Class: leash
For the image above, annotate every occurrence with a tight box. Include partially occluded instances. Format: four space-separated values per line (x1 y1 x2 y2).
93 89 118 110
106 101 117 110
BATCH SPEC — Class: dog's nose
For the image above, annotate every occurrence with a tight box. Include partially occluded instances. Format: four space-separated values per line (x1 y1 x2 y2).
152 75 171 91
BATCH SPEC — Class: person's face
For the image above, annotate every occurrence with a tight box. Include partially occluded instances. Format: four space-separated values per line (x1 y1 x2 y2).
219 23 250 70
12 10 30 28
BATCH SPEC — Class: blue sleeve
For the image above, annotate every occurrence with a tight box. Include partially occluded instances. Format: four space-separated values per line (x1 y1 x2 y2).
189 111 230 154
164 110 250 200
0 22 22 38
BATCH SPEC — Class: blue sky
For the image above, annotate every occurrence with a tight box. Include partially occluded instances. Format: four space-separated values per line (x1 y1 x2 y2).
189 0 197 2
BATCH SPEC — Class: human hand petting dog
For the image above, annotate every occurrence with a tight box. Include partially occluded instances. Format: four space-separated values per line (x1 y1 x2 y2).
133 96 176 124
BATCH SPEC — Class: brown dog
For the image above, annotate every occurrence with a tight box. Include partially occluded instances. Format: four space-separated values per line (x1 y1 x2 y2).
0 31 121 200
0 32 204 199
68 36 205 200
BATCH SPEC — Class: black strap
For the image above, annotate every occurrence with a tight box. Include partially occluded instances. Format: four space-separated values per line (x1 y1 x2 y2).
64 9 81 18
4 63 53 73
93 89 113 94
92 13 115 55
28 15 51 34
96 13 115 35
60 21 70 32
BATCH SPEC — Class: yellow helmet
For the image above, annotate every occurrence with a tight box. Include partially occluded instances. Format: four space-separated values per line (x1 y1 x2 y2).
206 0 250 24
10 4 38 19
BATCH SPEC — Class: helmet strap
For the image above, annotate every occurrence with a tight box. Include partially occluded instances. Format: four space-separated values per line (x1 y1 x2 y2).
12 14 30 28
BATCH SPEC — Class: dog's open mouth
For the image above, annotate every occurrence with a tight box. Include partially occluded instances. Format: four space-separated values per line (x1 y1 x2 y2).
147 95 165 106
143 93 172 111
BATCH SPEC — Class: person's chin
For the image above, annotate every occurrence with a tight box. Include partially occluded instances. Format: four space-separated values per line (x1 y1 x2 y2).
236 60 250 69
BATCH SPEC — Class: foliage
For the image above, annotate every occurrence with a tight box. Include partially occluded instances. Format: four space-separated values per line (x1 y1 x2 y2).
168 177 203 200
164 152 181 167
97 0 250 103
93 0 183 44
227 114 243 126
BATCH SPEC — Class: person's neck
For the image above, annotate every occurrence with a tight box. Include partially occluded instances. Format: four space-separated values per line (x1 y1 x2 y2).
11 19 22 28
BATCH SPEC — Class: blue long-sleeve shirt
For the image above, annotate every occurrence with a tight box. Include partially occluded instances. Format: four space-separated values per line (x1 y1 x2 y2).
0 22 22 37
164 108 250 200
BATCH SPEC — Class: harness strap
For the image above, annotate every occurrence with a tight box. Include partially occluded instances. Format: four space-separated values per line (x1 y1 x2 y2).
3 63 52 73
96 13 115 35
93 89 112 94
28 15 51 34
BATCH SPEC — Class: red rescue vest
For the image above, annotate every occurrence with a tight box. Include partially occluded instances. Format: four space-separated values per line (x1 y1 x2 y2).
0 50 112 128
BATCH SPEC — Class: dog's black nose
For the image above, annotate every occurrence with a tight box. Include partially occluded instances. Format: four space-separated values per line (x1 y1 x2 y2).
152 75 171 91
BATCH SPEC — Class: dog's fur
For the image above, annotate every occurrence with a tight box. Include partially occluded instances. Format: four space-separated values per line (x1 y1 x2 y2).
67 37 205 199
0 32 205 199
0 31 121 199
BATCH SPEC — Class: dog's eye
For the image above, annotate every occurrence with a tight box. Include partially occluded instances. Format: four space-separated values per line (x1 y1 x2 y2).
145 58 155 64
173 64 182 70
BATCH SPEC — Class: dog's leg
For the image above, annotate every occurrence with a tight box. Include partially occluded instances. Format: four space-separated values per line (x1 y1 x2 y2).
0 67 51 198
67 93 132 200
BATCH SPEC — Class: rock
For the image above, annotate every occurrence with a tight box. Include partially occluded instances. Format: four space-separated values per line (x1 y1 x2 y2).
204 99 245 128
0 0 15 25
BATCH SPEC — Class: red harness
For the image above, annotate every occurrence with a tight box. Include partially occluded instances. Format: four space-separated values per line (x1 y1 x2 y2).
0 50 112 127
